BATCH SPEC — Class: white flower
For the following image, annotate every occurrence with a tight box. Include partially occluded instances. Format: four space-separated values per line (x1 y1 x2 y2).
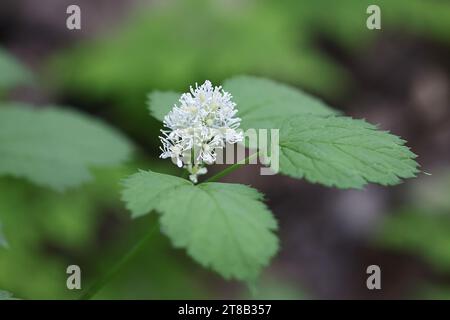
159 80 243 183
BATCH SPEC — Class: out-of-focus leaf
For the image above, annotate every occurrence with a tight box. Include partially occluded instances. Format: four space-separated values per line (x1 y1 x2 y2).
418 284 450 300
277 0 450 51
122 170 279 281
0 290 18 300
377 171 450 271
409 171 450 212
0 48 32 92
244 275 307 300
147 91 179 123
0 103 133 191
0 222 7 248
378 210 450 271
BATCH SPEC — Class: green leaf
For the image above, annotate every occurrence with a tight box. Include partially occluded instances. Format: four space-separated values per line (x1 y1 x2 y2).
0 103 133 191
122 170 278 281
223 75 336 129
0 48 32 92
147 76 336 129
122 170 191 219
147 91 179 123
0 222 7 248
278 115 419 189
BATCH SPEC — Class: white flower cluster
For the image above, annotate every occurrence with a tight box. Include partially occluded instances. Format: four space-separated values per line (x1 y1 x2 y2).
160 80 243 183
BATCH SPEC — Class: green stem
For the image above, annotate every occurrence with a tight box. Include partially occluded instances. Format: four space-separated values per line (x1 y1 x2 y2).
203 151 259 183
79 224 158 300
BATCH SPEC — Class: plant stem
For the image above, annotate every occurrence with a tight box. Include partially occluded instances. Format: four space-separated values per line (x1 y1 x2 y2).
79 224 158 300
203 151 259 183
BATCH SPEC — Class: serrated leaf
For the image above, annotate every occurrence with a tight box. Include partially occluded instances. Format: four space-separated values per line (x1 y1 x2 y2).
122 170 191 219
0 48 32 92
122 170 278 281
0 103 133 191
278 115 419 188
147 76 337 130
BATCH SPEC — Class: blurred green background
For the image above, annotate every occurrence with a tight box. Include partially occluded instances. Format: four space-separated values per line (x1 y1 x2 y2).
0 0 449 299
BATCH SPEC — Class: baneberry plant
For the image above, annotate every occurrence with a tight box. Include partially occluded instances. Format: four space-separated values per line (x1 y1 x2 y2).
121 75 419 284
0 47 419 296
